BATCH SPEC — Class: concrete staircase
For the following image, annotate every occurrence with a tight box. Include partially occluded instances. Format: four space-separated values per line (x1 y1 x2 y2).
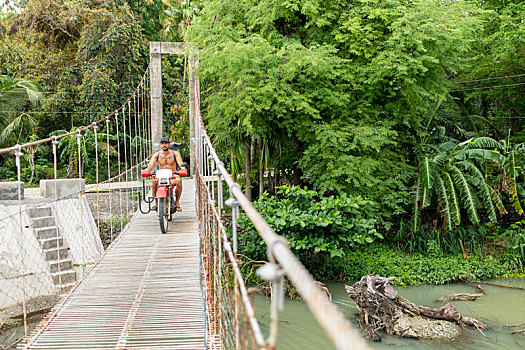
27 207 77 291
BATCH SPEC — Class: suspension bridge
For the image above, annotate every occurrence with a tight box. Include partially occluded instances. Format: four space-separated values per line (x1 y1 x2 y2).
0 42 371 350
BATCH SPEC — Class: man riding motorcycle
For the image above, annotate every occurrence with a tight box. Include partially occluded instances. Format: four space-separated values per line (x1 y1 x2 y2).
141 137 186 211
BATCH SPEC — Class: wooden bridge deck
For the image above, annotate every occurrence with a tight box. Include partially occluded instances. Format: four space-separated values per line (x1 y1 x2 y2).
22 179 206 349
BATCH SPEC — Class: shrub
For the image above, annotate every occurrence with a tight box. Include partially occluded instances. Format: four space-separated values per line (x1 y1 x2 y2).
344 244 512 286
237 185 381 260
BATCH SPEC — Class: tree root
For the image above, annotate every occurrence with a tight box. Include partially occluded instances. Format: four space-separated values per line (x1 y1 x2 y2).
346 274 488 341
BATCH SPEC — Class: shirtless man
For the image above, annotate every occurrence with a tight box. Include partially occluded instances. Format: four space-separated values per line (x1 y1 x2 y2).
142 137 186 211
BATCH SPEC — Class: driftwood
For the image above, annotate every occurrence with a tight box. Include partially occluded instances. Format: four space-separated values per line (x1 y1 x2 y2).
437 285 484 301
346 274 488 341
482 282 525 290
437 293 483 301
512 329 525 335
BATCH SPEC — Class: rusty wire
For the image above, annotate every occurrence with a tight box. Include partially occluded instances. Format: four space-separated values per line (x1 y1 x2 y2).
196 167 266 349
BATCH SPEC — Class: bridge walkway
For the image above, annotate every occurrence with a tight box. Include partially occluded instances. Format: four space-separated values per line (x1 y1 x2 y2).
23 179 206 349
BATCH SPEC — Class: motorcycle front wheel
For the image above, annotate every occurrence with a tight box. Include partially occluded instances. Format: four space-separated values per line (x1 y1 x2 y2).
158 196 169 234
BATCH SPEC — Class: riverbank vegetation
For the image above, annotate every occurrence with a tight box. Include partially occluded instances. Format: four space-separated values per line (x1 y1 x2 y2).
1 0 524 284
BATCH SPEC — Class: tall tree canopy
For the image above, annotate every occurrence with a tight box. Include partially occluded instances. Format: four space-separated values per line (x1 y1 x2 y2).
187 0 483 220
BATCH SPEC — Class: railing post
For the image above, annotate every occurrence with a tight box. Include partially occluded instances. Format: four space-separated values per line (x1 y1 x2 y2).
14 145 28 336
149 42 163 151
225 195 240 350
77 130 87 277
213 169 222 216
188 54 196 177
257 244 286 349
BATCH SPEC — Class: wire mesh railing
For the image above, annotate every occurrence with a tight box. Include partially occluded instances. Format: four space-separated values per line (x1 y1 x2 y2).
0 66 152 347
192 69 371 349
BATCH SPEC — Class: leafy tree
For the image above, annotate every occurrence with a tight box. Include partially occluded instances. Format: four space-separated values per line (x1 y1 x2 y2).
186 0 483 219
1 1 148 137
449 1 525 142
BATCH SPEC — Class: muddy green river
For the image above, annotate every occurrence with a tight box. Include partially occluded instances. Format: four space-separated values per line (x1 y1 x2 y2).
254 278 525 349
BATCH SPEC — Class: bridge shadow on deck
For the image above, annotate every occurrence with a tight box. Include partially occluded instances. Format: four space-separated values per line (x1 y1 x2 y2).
22 179 206 350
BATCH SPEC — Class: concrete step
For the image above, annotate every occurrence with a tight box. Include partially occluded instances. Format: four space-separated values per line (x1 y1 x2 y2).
51 270 76 285
58 281 76 293
49 259 73 273
39 236 64 249
31 216 56 228
26 207 52 219
35 226 58 240
44 247 69 261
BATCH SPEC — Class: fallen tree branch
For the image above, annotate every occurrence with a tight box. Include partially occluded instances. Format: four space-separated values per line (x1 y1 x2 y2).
437 292 484 301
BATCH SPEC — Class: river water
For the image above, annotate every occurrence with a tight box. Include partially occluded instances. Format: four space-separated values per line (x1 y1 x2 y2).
254 278 525 350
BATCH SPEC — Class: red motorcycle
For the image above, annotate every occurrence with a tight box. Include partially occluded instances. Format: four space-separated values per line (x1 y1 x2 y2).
140 162 187 233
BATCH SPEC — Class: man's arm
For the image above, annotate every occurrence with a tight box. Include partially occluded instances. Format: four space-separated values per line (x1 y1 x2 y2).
175 151 185 170
145 152 158 172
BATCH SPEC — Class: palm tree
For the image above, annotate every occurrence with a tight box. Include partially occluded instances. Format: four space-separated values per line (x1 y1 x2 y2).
0 75 43 145
160 0 201 41
412 136 524 233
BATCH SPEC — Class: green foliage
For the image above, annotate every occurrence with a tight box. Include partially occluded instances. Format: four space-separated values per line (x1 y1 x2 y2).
0 1 149 136
344 244 512 286
187 0 483 216
502 220 525 268
168 91 190 159
238 185 381 259
300 122 413 222
445 2 525 142
394 219 494 256
116 0 164 40
413 136 524 232
160 0 201 41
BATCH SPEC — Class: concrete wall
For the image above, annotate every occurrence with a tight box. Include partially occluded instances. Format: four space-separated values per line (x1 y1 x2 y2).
54 196 104 265
0 196 104 310
40 179 85 198
0 205 54 309
0 182 24 200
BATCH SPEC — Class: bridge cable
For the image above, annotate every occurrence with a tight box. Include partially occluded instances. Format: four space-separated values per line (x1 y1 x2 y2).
122 105 129 215
94 125 101 246
106 118 113 242
116 111 123 231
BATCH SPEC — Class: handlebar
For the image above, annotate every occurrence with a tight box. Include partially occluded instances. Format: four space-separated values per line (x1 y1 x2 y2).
141 169 188 178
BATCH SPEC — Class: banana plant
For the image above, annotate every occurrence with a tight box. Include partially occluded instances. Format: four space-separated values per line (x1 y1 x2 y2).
412 136 523 233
